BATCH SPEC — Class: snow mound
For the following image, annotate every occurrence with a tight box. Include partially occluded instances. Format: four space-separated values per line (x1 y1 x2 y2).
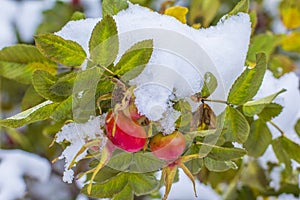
0 149 51 200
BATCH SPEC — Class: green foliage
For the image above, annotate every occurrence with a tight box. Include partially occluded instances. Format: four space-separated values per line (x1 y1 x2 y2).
89 15 119 68
258 103 283 121
21 86 45 110
0 45 56 84
36 1 76 34
102 0 128 17
114 40 153 81
204 157 237 172
228 0 249 16
32 70 66 102
222 106 250 143
70 11 86 21
295 119 300 137
0 101 58 128
228 53 267 105
272 136 300 172
244 119 272 157
242 89 286 117
188 0 221 27
82 172 159 199
35 33 87 66
201 72 218 98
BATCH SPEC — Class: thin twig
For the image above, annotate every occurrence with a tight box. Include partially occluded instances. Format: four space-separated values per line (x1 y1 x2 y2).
269 120 285 136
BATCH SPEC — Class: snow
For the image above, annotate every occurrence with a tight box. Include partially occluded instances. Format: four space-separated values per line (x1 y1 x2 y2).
56 3 251 126
0 149 51 200
55 115 107 183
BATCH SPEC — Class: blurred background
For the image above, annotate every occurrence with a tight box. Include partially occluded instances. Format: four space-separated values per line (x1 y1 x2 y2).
0 0 299 200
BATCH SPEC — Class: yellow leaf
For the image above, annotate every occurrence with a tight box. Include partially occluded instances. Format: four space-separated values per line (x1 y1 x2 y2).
281 31 300 53
280 0 300 29
164 6 188 24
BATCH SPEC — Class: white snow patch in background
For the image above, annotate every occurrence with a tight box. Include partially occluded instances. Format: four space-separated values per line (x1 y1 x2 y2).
269 165 284 191
55 115 107 183
0 149 51 200
56 3 251 122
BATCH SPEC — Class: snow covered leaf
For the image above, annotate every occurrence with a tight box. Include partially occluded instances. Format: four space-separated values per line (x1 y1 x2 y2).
257 103 283 122
200 72 218 98
188 0 220 27
0 44 56 84
295 119 300 137
204 157 237 172
281 31 300 53
56 3 251 120
89 15 118 68
228 0 249 16
244 119 272 157
35 33 87 66
164 6 188 24
222 106 250 143
102 0 128 17
0 100 58 128
114 39 153 80
228 53 267 105
82 172 159 199
242 89 286 117
279 0 300 29
32 70 66 102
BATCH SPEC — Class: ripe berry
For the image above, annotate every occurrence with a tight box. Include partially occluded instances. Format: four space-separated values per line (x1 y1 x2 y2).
150 131 186 162
105 110 147 152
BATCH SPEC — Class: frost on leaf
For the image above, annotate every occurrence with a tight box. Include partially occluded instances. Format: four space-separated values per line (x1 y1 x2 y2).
55 114 107 183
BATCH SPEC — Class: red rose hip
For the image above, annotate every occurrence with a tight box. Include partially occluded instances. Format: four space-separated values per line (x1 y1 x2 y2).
150 131 186 162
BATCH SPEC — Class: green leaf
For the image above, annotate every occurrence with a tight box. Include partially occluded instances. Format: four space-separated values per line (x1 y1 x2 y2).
274 136 300 163
35 33 86 66
4 127 33 150
102 0 128 16
207 144 247 161
71 11 86 21
0 44 56 84
244 119 272 157
228 53 267 105
83 172 159 199
36 1 75 34
112 184 134 200
204 157 237 172
258 103 283 121
32 70 66 102
228 0 249 16
82 173 128 198
51 96 73 121
50 72 77 96
184 143 203 174
200 72 218 98
89 15 118 68
247 33 282 64
188 0 220 27
269 54 297 78
0 101 58 128
295 119 300 137
242 89 286 117
114 40 153 81
21 86 45 111
93 166 121 183
128 173 159 196
222 106 250 143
